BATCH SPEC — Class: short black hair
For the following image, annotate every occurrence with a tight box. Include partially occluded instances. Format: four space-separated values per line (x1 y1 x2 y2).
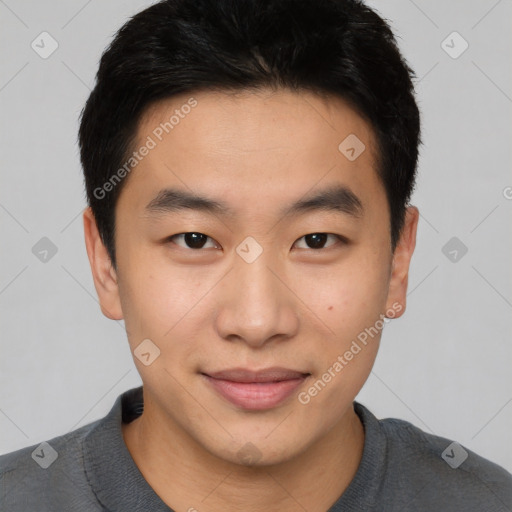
79 0 421 269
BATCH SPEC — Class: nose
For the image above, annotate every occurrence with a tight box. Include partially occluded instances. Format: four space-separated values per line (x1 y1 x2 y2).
214 249 300 348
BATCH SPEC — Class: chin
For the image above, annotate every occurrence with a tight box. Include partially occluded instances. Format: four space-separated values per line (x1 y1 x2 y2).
208 434 306 468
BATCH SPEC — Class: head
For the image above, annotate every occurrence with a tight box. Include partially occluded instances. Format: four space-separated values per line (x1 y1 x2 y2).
81 0 420 465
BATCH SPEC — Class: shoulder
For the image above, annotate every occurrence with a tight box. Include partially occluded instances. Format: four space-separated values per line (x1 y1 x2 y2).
378 413 512 510
0 418 104 512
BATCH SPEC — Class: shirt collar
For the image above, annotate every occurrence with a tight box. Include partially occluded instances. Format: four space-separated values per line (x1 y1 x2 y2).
82 386 172 511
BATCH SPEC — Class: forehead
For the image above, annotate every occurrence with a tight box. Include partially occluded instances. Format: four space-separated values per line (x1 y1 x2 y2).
118 88 385 221
139 88 375 159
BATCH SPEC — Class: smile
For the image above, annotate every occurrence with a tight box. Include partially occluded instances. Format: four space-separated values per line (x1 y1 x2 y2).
202 367 310 410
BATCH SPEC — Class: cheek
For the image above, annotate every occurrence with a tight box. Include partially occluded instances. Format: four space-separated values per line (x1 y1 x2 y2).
293 252 390 398
116 247 171 344
296 254 390 336
294 260 389 422
117 250 215 360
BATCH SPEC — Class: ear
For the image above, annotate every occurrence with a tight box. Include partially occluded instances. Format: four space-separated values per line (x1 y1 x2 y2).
83 207 123 320
384 206 419 318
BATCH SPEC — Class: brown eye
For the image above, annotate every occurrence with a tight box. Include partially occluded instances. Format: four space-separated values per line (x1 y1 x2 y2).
293 233 344 250
168 232 219 249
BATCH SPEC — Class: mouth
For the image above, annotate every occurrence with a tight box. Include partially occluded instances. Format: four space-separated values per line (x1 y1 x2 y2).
201 367 311 410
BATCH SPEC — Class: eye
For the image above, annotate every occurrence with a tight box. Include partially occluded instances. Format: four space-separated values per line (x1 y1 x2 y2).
293 233 345 250
167 232 220 250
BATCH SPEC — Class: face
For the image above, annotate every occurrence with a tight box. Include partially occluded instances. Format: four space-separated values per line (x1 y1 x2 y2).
84 88 418 465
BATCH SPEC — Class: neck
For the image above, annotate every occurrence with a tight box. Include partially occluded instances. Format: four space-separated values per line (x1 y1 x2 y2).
122 395 364 512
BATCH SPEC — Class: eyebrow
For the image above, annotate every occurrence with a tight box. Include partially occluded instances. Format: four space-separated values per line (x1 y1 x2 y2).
144 184 364 220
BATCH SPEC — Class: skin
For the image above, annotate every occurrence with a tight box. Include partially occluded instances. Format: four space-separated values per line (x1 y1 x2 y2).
83 88 419 512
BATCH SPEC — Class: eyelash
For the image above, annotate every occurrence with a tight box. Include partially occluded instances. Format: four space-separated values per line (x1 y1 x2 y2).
166 232 347 251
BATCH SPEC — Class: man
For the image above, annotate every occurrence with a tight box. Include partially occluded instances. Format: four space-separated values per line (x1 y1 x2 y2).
1 0 511 510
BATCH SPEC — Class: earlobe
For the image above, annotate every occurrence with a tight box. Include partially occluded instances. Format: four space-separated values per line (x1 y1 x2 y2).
384 206 419 318
83 207 124 320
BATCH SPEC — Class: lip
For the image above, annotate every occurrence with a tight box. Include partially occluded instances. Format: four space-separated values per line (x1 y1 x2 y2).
202 367 310 410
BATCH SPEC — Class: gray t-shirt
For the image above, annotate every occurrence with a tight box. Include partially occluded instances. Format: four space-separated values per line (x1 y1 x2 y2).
1 386 511 511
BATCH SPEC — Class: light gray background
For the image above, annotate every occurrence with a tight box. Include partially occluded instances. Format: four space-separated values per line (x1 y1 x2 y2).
1 0 511 474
